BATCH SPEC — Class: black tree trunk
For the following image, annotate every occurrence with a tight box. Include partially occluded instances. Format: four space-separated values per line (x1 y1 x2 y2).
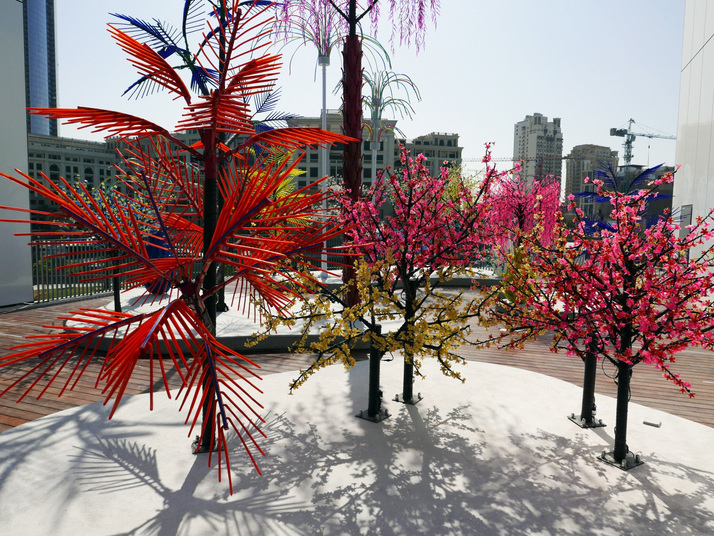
613 360 632 462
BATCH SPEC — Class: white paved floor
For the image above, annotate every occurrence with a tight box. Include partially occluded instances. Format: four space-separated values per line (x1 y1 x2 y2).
1 358 713 535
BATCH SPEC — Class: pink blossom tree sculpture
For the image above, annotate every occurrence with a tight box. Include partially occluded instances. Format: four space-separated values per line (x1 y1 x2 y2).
483 171 714 469
485 162 560 251
276 0 441 302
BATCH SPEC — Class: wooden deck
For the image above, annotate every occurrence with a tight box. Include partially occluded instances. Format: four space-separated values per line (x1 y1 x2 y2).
1 296 712 433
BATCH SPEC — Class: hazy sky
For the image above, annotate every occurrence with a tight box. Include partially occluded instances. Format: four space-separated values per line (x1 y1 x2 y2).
55 1 685 176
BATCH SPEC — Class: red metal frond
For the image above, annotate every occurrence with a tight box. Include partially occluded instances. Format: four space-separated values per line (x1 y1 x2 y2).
29 106 170 139
0 309 143 404
176 55 281 134
0 170 183 288
234 127 354 156
109 25 192 104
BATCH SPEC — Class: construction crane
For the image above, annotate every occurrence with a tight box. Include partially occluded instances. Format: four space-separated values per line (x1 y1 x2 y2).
610 118 676 168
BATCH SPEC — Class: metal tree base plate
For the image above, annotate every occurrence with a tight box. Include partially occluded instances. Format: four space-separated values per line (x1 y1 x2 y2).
599 449 644 471
191 435 219 454
356 409 390 423
393 393 423 405
568 413 606 428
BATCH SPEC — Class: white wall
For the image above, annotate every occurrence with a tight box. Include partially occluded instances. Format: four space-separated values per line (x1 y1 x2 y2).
0 0 34 306
674 0 714 234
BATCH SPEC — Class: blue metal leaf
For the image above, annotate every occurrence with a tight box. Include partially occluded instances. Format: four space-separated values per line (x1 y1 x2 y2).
189 65 219 94
110 13 181 52
182 0 208 36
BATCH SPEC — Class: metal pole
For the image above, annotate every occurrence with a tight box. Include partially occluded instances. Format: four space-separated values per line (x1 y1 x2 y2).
319 55 329 280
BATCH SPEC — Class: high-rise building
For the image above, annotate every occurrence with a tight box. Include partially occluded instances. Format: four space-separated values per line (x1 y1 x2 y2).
23 0 58 136
674 0 714 247
565 144 619 218
513 113 563 183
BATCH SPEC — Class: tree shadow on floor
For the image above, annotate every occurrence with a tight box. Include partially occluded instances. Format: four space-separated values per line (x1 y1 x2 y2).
3 361 714 536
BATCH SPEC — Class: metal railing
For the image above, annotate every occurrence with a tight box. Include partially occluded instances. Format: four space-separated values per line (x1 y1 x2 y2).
30 238 499 305
31 242 122 303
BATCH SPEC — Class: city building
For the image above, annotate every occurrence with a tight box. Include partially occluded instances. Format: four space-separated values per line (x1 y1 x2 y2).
0 0 33 305
674 0 714 246
287 112 399 190
400 132 463 178
645 165 676 219
23 0 58 136
287 114 463 188
26 134 122 221
565 144 619 218
513 113 563 183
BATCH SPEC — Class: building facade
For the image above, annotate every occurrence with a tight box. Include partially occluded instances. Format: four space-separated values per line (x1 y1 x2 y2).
287 112 399 190
24 0 57 136
674 0 714 243
1 0 33 305
26 134 122 218
513 113 563 183
565 144 619 218
400 132 463 178
286 114 463 189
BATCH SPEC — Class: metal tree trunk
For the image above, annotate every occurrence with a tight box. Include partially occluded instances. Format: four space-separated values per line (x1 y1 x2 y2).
613 269 635 463
613 360 632 462
199 131 218 452
401 280 418 403
341 32 363 304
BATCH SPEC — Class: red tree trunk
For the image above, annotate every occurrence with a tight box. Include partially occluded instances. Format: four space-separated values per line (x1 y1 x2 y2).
342 32 363 305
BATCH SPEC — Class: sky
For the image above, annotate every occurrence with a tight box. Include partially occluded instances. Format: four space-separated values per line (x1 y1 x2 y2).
54 1 686 177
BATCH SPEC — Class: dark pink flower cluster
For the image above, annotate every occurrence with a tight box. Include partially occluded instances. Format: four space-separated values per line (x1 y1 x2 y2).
507 172 714 395
340 146 491 283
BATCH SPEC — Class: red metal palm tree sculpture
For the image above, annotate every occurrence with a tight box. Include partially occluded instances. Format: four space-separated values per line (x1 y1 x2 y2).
0 0 350 493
